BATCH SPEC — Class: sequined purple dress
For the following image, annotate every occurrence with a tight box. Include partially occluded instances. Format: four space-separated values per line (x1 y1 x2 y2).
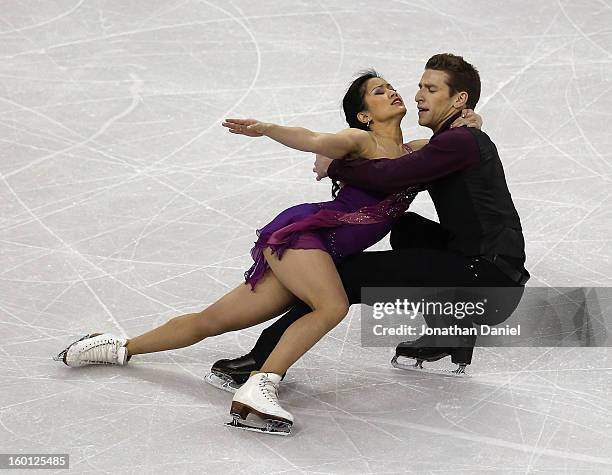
245 146 419 289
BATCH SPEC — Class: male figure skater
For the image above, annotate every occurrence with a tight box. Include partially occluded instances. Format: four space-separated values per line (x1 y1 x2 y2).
206 53 529 391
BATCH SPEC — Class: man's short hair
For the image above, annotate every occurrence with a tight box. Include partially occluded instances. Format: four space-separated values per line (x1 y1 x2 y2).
425 53 481 109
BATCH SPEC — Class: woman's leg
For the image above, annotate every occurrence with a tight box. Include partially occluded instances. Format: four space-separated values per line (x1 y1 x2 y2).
126 270 295 356
258 248 349 375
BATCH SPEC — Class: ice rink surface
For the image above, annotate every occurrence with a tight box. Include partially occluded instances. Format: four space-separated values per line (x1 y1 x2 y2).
1 0 612 473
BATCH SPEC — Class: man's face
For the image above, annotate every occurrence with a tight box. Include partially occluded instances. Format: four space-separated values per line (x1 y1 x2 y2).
414 69 459 132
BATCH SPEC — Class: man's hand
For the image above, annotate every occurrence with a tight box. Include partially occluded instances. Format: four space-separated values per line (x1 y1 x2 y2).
450 109 482 129
313 154 333 181
222 118 271 137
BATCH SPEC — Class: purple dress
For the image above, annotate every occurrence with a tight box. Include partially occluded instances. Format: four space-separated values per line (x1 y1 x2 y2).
245 145 419 289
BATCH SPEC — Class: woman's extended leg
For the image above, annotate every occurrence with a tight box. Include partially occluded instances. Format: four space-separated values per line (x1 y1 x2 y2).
125 271 295 356
258 248 349 375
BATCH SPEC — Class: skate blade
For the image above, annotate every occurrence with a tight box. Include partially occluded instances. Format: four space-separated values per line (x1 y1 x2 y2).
226 415 291 436
52 334 97 364
203 372 241 394
391 356 468 377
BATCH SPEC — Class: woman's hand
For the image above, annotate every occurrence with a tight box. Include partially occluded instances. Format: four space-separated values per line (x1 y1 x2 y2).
222 118 272 137
450 109 482 129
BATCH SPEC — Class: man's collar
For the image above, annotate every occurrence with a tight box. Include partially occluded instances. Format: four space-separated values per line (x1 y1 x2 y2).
432 111 463 137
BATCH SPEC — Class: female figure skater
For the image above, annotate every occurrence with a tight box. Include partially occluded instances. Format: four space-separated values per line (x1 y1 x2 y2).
54 70 481 435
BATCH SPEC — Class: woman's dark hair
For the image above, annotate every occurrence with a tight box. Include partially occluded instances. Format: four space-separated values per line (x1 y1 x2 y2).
342 68 380 130
331 69 380 197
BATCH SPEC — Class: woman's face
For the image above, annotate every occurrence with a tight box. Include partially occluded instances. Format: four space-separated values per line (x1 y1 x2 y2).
362 77 406 125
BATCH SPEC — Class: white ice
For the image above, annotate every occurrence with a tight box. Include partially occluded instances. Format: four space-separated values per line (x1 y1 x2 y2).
1 1 611 473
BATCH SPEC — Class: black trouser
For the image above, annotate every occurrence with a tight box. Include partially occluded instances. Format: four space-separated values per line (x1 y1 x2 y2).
250 212 524 367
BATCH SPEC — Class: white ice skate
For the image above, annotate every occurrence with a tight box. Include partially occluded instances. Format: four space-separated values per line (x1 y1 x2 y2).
53 333 129 367
226 372 293 436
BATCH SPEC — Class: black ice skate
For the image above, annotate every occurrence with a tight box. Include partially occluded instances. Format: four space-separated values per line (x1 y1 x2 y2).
204 353 259 393
391 335 475 376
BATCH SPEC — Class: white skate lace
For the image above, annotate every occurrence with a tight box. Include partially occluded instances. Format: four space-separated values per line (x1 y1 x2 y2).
258 376 281 407
82 338 122 364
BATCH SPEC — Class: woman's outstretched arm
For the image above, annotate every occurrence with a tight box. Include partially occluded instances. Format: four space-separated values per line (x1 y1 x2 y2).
222 118 373 160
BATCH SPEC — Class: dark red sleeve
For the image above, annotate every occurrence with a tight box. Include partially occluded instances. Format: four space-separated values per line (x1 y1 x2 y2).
328 127 480 194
